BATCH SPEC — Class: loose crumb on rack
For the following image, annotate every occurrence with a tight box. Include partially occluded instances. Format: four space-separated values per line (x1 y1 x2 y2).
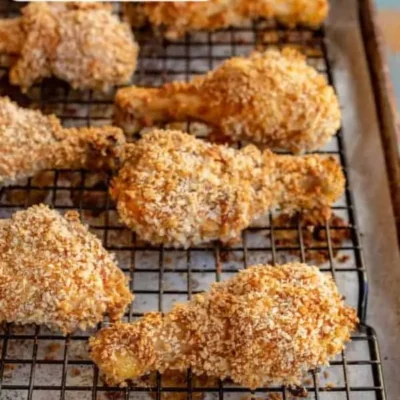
271 212 350 264
44 342 62 360
337 254 350 263
268 394 283 400
47 343 61 353
325 382 335 390
105 393 125 400
4 364 16 372
288 386 308 397
71 368 81 377
141 369 214 400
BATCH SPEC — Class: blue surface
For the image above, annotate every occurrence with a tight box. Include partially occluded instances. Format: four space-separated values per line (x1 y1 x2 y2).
388 53 400 111
376 0 400 7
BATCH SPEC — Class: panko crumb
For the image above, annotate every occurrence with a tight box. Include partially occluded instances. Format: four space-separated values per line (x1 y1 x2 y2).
2 2 138 92
0 204 133 333
90 263 357 389
124 0 328 40
0 97 126 186
111 129 345 248
115 48 341 153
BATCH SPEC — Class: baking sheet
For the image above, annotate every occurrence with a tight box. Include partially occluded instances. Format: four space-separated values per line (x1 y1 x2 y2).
327 0 400 398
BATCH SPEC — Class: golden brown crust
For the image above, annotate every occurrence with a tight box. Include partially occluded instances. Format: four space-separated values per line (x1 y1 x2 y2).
0 18 24 54
89 263 357 388
125 0 329 39
0 204 133 333
0 97 126 186
110 129 345 248
114 48 341 153
2 2 138 92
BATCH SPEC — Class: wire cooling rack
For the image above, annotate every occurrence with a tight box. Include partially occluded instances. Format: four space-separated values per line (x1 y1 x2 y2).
0 2 387 400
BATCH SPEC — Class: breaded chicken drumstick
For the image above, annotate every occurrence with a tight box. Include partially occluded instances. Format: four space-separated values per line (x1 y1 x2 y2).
90 263 357 388
125 0 329 40
0 97 125 186
110 129 345 248
0 204 132 333
0 2 138 92
115 49 341 153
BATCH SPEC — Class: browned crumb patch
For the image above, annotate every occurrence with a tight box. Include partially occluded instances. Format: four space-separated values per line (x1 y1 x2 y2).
47 343 61 353
288 385 308 397
4 170 53 206
71 368 81 377
4 364 16 372
70 172 109 215
272 212 350 265
165 256 173 264
105 393 125 400
44 342 61 360
268 394 283 400
144 370 215 400
338 254 350 263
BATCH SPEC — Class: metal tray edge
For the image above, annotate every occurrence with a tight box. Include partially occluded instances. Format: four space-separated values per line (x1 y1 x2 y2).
359 0 400 248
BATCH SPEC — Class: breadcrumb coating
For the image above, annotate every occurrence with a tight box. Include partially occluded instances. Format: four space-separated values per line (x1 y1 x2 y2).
110 129 345 248
0 19 24 54
0 204 133 333
0 2 138 92
115 48 341 153
0 97 126 186
124 0 329 40
89 263 357 388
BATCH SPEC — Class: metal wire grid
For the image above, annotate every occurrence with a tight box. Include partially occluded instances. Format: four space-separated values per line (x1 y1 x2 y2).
0 1 387 399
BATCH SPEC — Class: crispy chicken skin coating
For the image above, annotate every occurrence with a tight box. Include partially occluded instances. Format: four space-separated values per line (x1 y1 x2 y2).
0 2 138 92
115 48 341 153
125 0 329 40
90 263 357 388
0 19 24 54
0 204 133 333
110 129 345 248
0 97 126 186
